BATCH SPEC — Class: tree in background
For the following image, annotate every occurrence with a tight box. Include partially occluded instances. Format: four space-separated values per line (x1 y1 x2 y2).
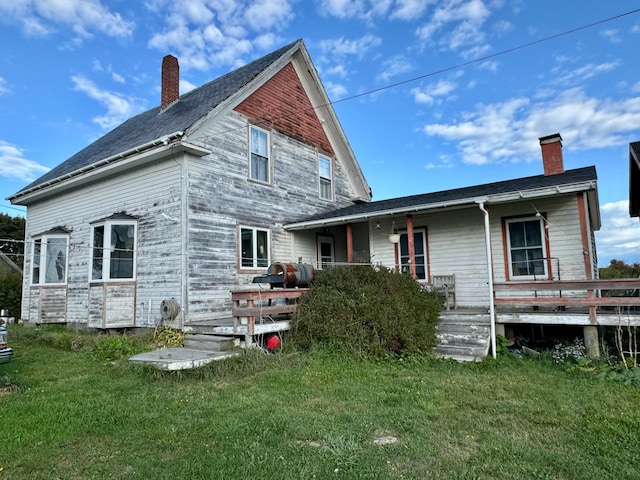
0 213 25 318
599 259 640 279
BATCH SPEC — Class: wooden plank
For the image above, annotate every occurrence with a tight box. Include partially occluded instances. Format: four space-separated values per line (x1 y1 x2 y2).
231 289 308 301
232 304 298 316
495 297 640 307
494 279 640 291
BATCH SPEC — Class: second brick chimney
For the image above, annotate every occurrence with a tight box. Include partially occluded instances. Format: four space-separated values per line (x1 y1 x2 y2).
161 55 179 109
539 133 564 175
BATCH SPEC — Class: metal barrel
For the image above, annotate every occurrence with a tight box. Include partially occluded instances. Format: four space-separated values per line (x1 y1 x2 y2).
267 262 315 287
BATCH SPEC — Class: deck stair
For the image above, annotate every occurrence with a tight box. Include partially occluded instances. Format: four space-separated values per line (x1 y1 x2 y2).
434 311 491 362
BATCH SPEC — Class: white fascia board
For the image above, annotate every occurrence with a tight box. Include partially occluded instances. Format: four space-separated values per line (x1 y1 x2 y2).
11 139 210 205
284 180 597 230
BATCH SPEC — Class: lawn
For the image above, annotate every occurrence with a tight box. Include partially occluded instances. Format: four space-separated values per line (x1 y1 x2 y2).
1 325 639 479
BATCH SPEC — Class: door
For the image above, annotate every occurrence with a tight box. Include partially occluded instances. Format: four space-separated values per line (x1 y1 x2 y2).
317 235 335 269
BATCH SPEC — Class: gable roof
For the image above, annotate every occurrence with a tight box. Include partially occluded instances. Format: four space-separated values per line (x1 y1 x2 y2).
629 141 640 217
9 40 314 201
285 166 599 229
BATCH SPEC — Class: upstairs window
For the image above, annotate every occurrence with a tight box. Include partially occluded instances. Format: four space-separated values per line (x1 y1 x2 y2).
240 226 270 269
318 154 333 200
31 234 69 285
91 221 137 281
506 217 548 278
250 126 270 183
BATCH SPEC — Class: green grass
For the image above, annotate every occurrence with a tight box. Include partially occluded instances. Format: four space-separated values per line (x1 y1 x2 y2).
1 325 639 479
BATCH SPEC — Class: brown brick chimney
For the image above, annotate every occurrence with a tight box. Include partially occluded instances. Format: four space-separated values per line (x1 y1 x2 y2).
539 133 564 175
161 55 179 109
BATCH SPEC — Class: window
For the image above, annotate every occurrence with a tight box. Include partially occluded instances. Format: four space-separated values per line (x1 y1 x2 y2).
240 226 270 269
318 154 333 200
250 126 270 183
31 235 69 285
398 228 428 281
506 217 547 278
91 221 137 281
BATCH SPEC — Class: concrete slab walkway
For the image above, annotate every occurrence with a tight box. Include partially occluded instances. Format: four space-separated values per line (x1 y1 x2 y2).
129 347 240 371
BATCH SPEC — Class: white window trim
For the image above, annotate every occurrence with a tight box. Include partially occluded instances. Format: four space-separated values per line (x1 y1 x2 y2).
31 234 69 286
239 225 271 270
316 235 335 269
318 154 333 201
90 220 138 282
249 125 271 184
398 228 429 282
505 216 548 279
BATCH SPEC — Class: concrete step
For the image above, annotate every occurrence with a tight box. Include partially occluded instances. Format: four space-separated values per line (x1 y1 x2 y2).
437 332 490 347
438 313 491 325
183 334 239 352
436 323 490 334
434 343 490 362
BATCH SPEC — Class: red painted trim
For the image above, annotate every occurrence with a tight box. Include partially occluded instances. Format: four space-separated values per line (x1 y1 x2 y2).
406 215 416 278
346 223 353 263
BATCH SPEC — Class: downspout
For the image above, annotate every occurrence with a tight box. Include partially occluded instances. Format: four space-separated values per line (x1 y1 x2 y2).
477 200 496 359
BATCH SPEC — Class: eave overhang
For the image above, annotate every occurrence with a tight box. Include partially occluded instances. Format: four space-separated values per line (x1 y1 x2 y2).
9 134 210 206
284 180 598 231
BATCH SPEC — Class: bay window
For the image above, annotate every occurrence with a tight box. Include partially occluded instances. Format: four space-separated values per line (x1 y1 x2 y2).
31 234 69 285
91 221 137 281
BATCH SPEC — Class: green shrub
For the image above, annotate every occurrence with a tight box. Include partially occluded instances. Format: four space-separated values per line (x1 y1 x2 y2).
0 268 22 319
289 265 442 357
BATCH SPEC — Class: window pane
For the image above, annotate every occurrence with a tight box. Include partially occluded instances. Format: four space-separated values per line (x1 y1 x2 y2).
251 127 268 156
319 156 331 178
241 229 253 267
92 226 104 280
32 239 41 284
509 222 525 248
251 153 268 182
110 224 134 279
524 220 542 247
44 237 67 283
320 178 332 200
256 230 268 268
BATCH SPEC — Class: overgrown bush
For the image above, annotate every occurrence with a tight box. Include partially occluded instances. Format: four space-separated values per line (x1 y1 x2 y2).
0 268 22 319
289 265 442 357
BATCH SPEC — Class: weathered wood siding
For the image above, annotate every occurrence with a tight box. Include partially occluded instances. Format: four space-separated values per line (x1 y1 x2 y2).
21 158 185 327
185 109 358 321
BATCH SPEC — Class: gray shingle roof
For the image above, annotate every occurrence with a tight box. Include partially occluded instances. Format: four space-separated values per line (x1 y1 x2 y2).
13 40 300 197
293 166 597 223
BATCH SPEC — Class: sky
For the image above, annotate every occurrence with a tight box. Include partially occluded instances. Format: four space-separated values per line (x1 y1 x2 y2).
1 0 640 267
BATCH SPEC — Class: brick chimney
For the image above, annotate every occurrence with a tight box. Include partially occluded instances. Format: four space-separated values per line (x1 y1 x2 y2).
539 133 564 175
161 55 179 109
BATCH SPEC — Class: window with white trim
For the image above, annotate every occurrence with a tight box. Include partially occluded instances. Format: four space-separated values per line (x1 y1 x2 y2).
91 221 137 281
31 234 69 285
506 217 547 278
318 154 333 200
250 125 270 183
398 228 428 281
240 226 270 269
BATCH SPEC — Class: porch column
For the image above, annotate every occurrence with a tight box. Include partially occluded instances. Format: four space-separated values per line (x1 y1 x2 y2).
346 223 353 263
406 214 416 278
583 326 600 359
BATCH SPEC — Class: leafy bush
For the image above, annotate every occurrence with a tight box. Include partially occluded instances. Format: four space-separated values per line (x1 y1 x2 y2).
289 265 442 357
0 268 22 319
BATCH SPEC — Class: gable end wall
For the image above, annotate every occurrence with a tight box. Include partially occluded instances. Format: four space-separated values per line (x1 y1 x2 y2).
234 62 334 156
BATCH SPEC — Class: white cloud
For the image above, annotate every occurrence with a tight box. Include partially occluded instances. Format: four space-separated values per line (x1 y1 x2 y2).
553 61 621 86
147 0 294 71
319 34 382 58
391 0 434 20
325 81 348 100
377 55 413 83
0 141 50 182
180 79 198 94
318 0 394 20
71 75 145 130
0 0 134 40
412 79 458 105
595 201 640 264
0 77 9 95
601 28 621 44
421 88 640 165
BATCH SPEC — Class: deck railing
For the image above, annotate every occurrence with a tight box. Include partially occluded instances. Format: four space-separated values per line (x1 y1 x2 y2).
493 278 640 323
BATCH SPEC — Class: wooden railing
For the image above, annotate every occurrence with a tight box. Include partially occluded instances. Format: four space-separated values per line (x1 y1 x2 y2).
231 288 308 341
493 279 640 323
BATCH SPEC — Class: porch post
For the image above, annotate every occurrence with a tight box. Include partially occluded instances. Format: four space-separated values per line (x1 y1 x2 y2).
346 223 353 263
406 214 416 278
583 326 600 359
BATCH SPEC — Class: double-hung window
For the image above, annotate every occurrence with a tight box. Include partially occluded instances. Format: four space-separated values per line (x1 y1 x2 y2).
91 221 137 281
32 234 69 285
240 226 270 269
398 228 428 281
318 154 333 200
250 126 270 183
506 217 547 278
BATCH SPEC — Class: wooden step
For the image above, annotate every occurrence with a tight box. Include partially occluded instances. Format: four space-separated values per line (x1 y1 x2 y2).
183 334 238 352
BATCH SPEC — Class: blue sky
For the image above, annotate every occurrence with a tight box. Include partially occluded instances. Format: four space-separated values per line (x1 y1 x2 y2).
1 0 640 266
